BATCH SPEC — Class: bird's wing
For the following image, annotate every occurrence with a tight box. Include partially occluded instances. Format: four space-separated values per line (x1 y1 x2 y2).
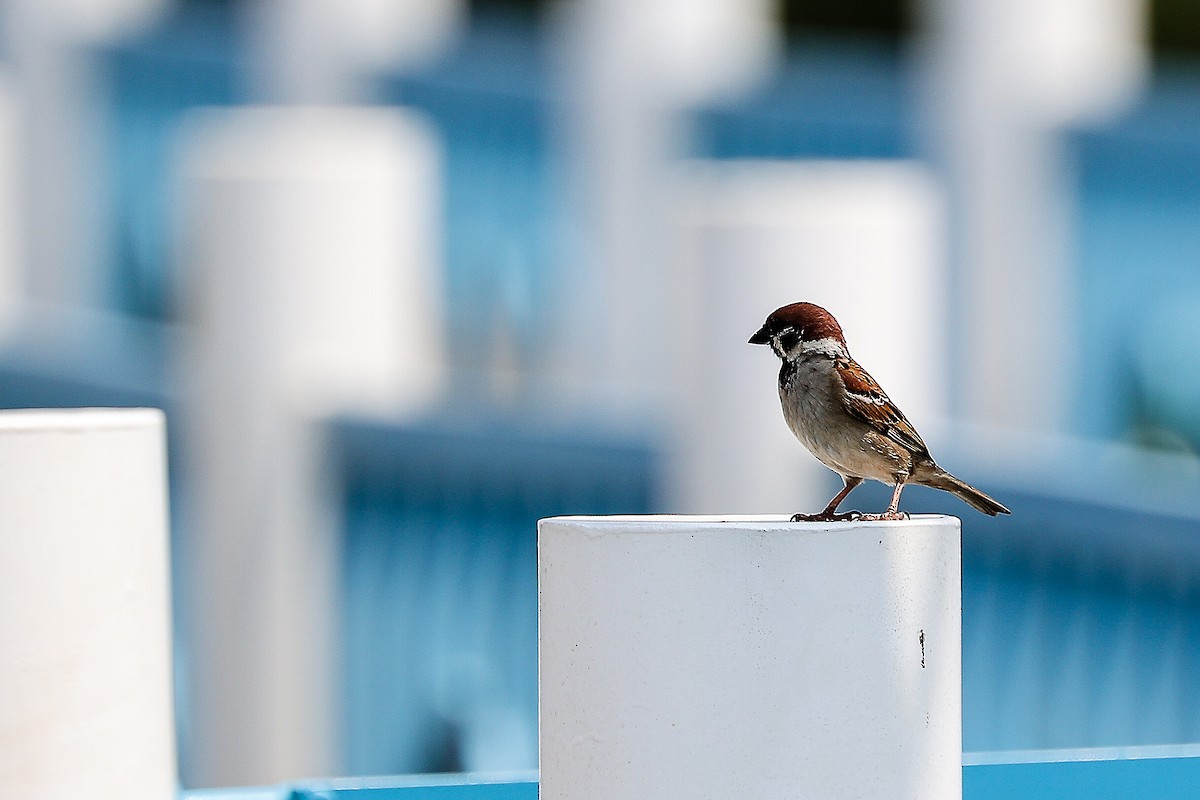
835 358 929 457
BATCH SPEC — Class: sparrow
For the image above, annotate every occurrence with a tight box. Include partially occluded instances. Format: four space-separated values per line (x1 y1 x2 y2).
749 302 1010 521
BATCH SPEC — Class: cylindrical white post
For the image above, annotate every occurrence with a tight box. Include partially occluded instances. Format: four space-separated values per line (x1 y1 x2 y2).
549 0 778 412
917 0 1146 430
0 71 24 339
0 408 176 799
539 515 961 800
243 0 465 103
668 161 948 515
3 0 166 307
175 106 445 786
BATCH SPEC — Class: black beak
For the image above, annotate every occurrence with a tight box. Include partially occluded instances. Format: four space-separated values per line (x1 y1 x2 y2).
748 325 771 345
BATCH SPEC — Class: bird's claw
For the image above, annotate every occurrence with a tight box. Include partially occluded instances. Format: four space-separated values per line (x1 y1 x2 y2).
790 510 863 523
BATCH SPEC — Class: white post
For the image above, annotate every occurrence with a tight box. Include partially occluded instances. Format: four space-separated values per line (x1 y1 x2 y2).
549 0 778 412
0 408 176 799
243 0 464 103
668 161 948 515
918 0 1146 430
175 106 445 786
3 0 166 307
539 515 961 800
0 72 24 338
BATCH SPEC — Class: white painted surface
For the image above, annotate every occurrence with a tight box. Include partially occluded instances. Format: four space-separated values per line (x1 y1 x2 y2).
0 72 23 338
0 408 176 798
539 514 961 800
176 106 445 785
549 0 778 413
245 0 465 103
3 0 165 307
918 0 1146 431
669 161 947 515
178 106 445 418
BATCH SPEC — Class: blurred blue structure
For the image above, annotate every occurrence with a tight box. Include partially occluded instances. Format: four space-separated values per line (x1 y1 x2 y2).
1073 65 1200 446
330 417 659 773
105 3 241 317
0 2 1192 782
380 19 564 373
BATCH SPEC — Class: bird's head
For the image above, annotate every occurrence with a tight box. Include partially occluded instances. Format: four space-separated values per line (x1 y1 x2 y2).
749 302 847 360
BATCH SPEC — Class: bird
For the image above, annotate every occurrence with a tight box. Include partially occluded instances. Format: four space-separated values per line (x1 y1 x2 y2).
749 301 1010 521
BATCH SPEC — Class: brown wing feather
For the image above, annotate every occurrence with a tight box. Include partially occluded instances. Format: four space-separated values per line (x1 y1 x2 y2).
835 358 929 457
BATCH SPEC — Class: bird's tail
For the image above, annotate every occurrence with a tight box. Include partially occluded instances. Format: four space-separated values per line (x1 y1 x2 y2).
918 469 1011 516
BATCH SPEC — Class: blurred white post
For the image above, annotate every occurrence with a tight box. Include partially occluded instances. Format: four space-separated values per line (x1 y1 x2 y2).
0 408 176 799
540 515 962 800
176 107 445 786
2 0 166 307
242 0 465 103
669 161 948 515
0 73 24 338
551 0 779 414
918 0 1147 431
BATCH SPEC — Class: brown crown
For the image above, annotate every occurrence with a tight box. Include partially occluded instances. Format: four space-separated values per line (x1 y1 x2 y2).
764 302 845 344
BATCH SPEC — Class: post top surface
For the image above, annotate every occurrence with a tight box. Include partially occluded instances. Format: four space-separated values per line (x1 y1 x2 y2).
0 407 165 433
540 513 961 533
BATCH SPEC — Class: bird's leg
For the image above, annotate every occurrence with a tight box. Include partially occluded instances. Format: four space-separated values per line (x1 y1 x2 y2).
859 479 910 521
791 476 863 522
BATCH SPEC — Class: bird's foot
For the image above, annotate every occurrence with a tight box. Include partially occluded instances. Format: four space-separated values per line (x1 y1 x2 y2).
856 511 910 522
790 510 863 523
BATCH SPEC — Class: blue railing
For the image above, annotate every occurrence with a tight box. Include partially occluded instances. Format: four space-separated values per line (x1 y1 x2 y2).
964 746 1200 799
181 747 1200 799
